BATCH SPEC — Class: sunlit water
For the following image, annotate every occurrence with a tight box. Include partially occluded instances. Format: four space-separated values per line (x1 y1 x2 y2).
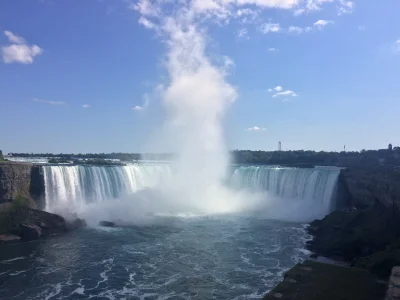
0 215 311 299
0 165 338 299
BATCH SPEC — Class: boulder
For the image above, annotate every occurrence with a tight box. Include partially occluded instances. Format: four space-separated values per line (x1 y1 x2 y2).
66 218 87 230
99 221 115 227
20 223 41 241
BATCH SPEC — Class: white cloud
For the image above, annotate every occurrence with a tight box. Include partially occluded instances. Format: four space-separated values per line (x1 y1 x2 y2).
132 86 160 112
223 56 235 71
139 16 156 29
247 126 266 132
191 0 302 17
338 0 355 15
358 25 366 31
129 0 159 17
132 105 144 111
314 19 333 28
2 31 43 64
272 90 298 97
287 21 331 34
268 86 283 92
268 47 279 52
4 31 25 44
293 8 306 15
288 26 304 33
259 22 281 34
82 104 90 108
293 0 354 16
33 98 65 105
237 28 249 39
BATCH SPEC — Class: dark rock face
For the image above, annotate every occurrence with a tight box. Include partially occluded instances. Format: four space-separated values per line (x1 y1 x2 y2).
308 208 399 260
0 163 32 204
99 221 115 227
307 207 400 277
20 224 42 241
340 167 400 214
29 166 46 210
263 260 387 300
0 163 46 209
0 207 67 236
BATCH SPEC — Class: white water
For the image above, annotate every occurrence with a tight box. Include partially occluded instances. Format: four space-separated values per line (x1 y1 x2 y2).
42 164 171 214
231 166 340 207
43 165 340 222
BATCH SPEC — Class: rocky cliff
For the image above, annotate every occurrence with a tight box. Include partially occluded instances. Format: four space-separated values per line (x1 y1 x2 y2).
0 163 32 204
0 163 45 208
308 167 400 278
340 167 400 214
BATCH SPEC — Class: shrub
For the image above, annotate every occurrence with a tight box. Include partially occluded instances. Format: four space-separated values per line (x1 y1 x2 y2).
11 194 37 210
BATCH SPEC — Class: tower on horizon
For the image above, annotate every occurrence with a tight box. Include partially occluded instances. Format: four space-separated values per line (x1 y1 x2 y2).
278 141 282 151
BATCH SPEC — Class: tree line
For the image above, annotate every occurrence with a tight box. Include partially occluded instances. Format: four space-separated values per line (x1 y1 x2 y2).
7 145 400 167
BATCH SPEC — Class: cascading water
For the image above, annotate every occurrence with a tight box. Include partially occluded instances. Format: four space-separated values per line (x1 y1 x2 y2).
42 164 340 222
3 164 341 299
42 164 171 213
230 165 340 221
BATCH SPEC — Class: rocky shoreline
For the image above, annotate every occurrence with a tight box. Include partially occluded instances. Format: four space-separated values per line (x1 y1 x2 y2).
306 206 400 278
0 206 86 244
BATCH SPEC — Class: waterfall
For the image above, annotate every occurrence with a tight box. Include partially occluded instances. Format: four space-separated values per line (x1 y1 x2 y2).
230 165 341 218
42 164 171 213
42 164 340 221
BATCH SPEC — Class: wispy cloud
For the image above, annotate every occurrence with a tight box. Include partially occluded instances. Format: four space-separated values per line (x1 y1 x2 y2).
236 8 259 24
139 16 156 29
268 86 283 92
259 22 281 34
132 105 145 111
268 86 298 97
132 91 155 111
268 47 279 52
338 0 355 15
273 90 298 97
4 31 25 44
33 98 66 106
247 126 266 132
237 28 249 39
294 0 355 16
287 20 333 34
2 31 43 64
288 25 312 34
314 19 333 29
82 104 90 108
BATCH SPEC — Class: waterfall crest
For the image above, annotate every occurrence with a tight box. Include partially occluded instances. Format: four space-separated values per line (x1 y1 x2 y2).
43 164 171 213
230 165 340 218
42 164 340 221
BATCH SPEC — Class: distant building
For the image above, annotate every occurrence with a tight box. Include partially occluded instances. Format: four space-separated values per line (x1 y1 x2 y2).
278 141 282 151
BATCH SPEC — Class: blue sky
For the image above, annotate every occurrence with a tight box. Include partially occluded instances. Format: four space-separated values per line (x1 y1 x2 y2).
1 0 399 154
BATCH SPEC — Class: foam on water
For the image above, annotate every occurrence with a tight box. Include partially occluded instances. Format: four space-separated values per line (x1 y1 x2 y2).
0 216 311 299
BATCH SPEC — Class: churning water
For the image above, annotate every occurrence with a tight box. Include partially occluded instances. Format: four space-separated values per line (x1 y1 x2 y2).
0 164 340 299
